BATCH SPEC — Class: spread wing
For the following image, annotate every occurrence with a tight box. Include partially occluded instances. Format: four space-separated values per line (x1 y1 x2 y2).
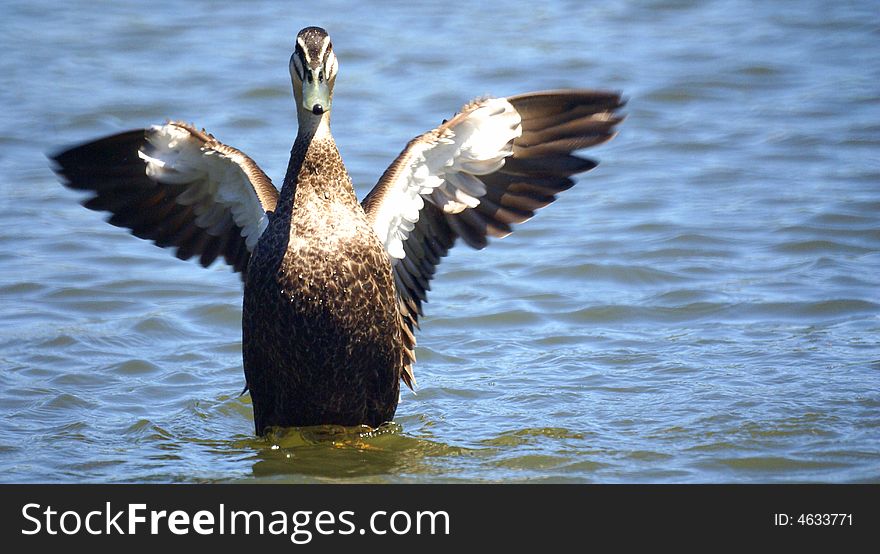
50 122 279 274
361 90 625 386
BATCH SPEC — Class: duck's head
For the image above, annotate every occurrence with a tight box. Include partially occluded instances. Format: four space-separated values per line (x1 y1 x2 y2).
290 27 338 123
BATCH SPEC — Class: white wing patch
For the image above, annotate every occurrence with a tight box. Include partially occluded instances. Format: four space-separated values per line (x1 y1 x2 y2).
139 124 269 250
371 98 522 261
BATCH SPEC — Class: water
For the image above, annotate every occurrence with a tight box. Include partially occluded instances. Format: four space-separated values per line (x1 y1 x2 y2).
1 0 878 483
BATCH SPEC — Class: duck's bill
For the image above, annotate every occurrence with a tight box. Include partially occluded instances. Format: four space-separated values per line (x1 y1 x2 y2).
302 80 330 115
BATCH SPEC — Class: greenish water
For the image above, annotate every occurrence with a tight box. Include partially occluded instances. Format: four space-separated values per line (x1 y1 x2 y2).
0 0 878 482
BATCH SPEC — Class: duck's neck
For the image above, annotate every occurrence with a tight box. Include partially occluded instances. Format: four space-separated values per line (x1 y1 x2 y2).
297 109 333 142
277 111 355 215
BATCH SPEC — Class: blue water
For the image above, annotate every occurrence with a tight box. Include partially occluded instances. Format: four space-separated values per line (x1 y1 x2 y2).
0 0 878 482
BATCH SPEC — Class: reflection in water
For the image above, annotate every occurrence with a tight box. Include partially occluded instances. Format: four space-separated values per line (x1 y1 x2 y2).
249 424 472 481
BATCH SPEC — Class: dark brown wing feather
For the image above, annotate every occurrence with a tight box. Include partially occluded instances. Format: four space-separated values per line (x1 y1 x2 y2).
50 124 278 275
364 90 624 379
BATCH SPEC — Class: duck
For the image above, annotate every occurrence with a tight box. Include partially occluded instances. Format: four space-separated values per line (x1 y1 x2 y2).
51 26 624 435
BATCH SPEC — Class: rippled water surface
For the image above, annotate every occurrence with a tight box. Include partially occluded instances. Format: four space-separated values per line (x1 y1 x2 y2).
1 1 878 483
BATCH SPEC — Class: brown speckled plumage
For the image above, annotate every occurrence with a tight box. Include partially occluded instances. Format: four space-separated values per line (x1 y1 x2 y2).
50 26 623 435
243 130 404 432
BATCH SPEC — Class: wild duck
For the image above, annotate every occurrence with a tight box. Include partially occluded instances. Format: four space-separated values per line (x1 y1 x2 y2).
51 26 624 435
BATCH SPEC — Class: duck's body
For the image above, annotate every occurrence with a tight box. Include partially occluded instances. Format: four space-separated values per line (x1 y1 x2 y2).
244 119 403 430
51 27 624 435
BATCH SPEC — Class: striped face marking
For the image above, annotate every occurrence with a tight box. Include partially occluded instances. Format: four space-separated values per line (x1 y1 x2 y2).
290 27 338 84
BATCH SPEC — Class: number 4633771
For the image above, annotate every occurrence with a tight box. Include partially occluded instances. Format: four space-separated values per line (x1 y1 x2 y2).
774 513 853 526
